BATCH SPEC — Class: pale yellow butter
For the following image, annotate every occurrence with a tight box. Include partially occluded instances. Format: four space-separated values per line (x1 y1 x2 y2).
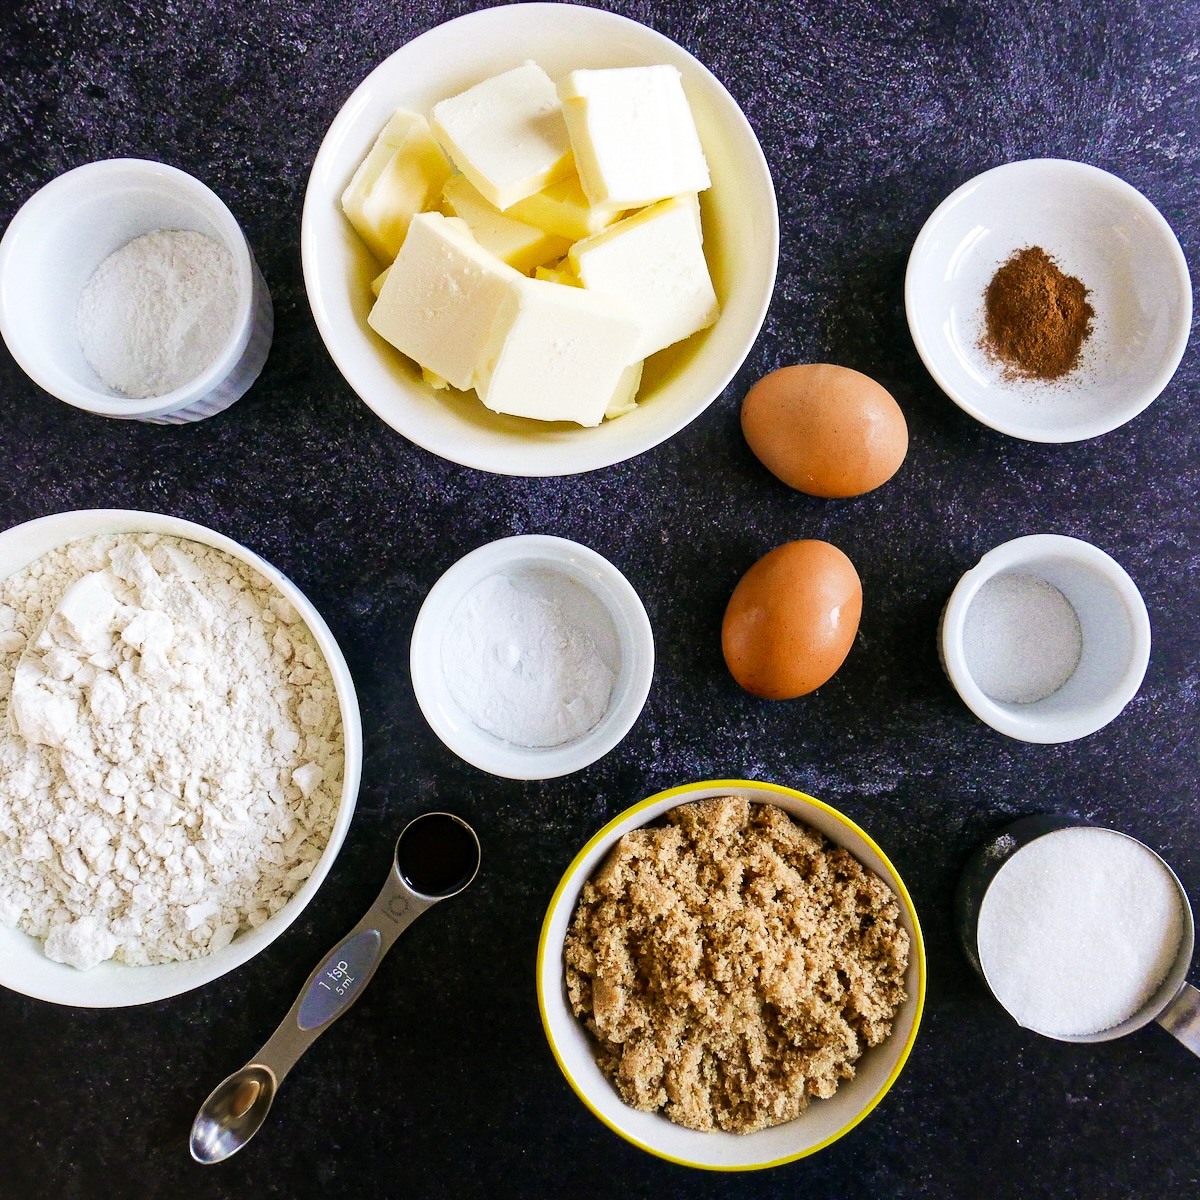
533 260 581 287
505 173 623 241
476 276 641 427
569 193 719 360
431 61 574 211
341 110 453 263
441 175 571 274
604 359 644 420
367 212 521 392
558 66 711 210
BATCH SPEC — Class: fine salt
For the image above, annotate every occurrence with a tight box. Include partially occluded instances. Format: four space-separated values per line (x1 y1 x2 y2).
962 571 1082 703
75 228 238 398
977 827 1185 1037
440 571 615 748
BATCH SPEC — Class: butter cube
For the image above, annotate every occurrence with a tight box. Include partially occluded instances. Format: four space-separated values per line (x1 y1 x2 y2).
441 175 571 274
605 359 644 420
558 66 711 209
367 212 521 392
476 277 641 427
341 110 453 263
533 260 580 287
569 194 719 360
505 173 623 241
431 61 574 211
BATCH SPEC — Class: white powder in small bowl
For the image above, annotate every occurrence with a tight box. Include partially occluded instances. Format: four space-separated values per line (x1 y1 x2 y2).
75 228 239 399
977 826 1186 1037
440 571 615 748
962 571 1082 704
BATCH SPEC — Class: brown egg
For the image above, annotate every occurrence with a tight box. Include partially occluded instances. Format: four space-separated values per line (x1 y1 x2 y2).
741 363 908 498
722 540 862 699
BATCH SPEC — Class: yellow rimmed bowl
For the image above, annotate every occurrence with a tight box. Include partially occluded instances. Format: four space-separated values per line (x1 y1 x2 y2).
535 779 926 1170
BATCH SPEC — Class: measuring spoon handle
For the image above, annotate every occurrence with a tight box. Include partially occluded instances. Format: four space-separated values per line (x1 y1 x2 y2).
251 869 432 1083
1156 981 1200 1059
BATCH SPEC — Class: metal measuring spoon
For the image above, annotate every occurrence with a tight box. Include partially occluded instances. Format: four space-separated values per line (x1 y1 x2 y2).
189 811 480 1164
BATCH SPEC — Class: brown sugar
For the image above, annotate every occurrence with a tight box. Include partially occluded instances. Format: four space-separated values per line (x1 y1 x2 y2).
563 796 910 1134
982 246 1095 380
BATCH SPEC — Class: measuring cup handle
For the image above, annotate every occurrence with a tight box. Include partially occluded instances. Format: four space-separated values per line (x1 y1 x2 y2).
251 874 432 1083
1156 982 1200 1058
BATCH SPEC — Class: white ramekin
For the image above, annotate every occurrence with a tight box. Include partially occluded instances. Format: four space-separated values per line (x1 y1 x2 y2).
410 534 654 779
0 158 273 423
939 534 1151 743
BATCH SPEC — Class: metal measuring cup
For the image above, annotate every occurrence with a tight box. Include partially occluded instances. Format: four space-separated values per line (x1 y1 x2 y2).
956 813 1199 1055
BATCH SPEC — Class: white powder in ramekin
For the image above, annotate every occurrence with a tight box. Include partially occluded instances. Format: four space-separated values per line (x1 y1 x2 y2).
962 572 1083 704
440 572 613 748
75 229 238 398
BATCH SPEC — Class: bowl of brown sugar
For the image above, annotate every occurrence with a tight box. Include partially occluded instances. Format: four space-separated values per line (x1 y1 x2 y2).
905 158 1192 443
536 780 926 1170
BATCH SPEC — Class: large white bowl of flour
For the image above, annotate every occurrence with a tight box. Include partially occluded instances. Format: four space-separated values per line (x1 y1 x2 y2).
0 510 362 1007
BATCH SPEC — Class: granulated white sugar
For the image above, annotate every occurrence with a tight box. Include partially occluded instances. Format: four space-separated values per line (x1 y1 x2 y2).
977 826 1185 1037
962 571 1082 703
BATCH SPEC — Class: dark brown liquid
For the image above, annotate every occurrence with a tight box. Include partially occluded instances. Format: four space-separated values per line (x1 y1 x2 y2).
396 813 479 897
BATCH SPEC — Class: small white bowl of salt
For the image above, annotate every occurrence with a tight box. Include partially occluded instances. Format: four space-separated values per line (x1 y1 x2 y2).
410 535 654 780
0 157 272 423
939 533 1151 743
957 814 1198 1058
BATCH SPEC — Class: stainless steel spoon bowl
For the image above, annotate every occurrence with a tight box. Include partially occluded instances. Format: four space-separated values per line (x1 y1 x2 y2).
189 811 480 1164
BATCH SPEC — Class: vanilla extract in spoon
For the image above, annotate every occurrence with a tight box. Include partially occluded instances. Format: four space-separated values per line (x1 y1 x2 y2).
397 811 480 896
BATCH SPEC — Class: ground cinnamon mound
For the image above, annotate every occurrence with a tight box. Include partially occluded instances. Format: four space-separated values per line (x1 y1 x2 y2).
982 245 1094 380
563 796 910 1134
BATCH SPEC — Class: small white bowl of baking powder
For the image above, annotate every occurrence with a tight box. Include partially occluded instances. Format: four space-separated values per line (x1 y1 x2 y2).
939 534 1151 743
410 535 654 779
0 158 273 423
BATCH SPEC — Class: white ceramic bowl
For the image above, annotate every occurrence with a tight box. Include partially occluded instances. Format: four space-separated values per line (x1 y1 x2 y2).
0 159 273 423
0 510 363 1006
301 3 778 476
410 535 653 779
939 534 1151 743
905 158 1192 442
536 779 926 1170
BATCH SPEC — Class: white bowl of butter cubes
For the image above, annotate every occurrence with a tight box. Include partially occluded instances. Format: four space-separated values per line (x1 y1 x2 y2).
302 3 778 476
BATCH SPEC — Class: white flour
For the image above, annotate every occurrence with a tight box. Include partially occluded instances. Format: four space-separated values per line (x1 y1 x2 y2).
0 533 344 970
441 572 614 748
75 229 238 398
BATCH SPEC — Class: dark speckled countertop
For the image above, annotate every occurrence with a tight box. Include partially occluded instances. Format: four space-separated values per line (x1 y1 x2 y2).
1 2 1196 1197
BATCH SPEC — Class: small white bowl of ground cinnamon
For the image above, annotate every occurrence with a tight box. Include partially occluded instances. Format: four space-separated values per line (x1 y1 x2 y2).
905 158 1191 442
536 779 926 1170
